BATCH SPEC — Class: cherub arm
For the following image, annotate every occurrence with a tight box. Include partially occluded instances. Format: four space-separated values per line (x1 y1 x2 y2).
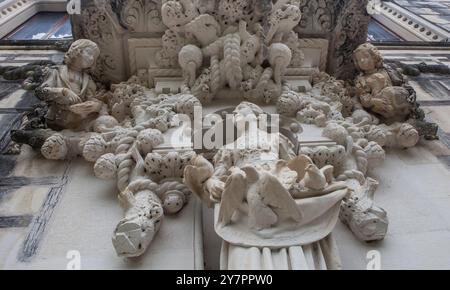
69 77 105 117
37 86 82 105
355 76 375 109
37 67 86 105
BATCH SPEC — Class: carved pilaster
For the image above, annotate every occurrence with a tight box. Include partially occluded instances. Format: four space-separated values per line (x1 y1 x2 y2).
329 0 370 80
296 0 370 80
71 1 128 84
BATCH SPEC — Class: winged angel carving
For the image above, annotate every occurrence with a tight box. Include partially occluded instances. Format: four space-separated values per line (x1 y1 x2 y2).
184 102 350 269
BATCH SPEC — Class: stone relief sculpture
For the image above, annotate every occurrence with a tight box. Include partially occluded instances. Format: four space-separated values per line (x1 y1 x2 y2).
7 0 440 269
36 39 104 130
71 0 372 83
10 40 201 257
167 0 303 104
11 39 108 152
184 102 350 269
353 43 438 139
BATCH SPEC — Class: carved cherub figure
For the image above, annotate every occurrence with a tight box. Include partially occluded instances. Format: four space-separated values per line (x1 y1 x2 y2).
185 102 348 230
161 0 199 32
353 43 415 122
180 21 266 100
10 40 110 156
185 14 222 47
37 39 105 130
267 0 302 44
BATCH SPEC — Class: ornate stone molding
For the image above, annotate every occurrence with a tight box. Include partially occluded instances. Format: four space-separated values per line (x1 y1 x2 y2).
0 0 67 39
72 0 371 83
295 0 371 79
115 0 166 33
371 0 450 42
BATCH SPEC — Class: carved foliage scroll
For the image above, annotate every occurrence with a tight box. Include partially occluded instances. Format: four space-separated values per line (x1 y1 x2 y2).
120 0 166 33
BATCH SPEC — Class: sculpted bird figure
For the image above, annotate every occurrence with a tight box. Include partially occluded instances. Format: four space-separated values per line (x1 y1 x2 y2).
300 164 334 191
218 166 303 230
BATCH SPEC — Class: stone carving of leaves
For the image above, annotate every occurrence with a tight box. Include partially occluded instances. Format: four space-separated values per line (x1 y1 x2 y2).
333 0 370 79
94 54 118 83
81 8 114 42
121 0 164 32
299 0 334 32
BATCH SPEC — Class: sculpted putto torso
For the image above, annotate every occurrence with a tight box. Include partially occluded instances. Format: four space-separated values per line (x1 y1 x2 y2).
353 43 414 122
38 39 105 130
185 102 348 231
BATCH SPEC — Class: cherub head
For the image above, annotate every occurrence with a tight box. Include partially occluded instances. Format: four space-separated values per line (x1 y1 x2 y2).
397 123 419 148
185 14 221 47
234 102 264 119
241 34 262 64
353 43 384 73
64 39 100 71
233 102 265 136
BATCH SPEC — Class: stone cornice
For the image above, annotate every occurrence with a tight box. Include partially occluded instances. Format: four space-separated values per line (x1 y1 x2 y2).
371 0 450 42
0 0 66 39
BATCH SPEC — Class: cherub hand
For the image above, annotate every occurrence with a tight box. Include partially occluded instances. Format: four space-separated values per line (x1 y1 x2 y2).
59 89 82 105
360 94 373 107
205 178 225 200
69 101 102 118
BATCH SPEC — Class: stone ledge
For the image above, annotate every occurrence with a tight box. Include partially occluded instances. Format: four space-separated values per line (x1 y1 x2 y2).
371 0 450 42
0 0 67 39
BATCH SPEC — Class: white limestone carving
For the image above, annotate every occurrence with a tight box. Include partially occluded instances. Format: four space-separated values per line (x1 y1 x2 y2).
178 45 203 87
184 102 349 269
353 43 416 123
185 14 221 47
161 0 304 104
161 0 199 31
268 43 292 86
340 178 388 242
37 40 105 130
267 0 302 44
10 0 437 266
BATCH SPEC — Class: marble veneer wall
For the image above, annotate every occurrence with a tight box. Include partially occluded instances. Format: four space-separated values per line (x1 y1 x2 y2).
71 0 371 84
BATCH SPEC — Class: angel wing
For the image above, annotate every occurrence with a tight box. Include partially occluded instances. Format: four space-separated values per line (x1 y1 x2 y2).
240 166 278 229
183 155 214 207
287 154 313 182
320 165 334 184
218 171 246 226
184 165 210 207
259 172 303 222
